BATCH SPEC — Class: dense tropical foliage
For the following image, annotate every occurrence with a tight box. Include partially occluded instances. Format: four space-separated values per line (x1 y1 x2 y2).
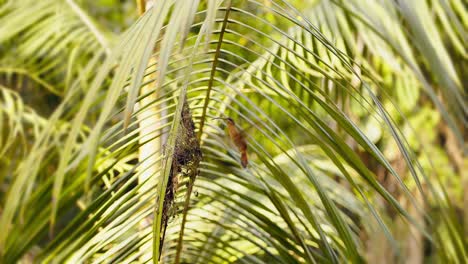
0 0 466 263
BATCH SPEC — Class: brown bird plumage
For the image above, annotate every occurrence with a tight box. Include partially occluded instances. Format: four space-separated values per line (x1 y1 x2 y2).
224 117 248 168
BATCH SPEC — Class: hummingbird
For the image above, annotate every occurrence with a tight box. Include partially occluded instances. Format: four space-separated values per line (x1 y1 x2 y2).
214 117 248 168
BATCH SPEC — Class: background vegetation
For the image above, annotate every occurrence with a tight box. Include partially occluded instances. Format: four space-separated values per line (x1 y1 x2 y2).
0 0 466 263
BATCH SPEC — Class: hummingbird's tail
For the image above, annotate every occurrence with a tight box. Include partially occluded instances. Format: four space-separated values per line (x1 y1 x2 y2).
240 151 248 168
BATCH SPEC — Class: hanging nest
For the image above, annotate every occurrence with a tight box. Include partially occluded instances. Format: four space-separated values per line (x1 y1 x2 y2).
159 99 202 256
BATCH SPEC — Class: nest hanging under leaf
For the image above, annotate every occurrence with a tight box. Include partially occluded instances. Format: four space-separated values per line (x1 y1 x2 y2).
159 99 202 258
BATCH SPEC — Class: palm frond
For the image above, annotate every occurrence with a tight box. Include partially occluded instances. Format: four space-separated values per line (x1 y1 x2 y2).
0 0 465 263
